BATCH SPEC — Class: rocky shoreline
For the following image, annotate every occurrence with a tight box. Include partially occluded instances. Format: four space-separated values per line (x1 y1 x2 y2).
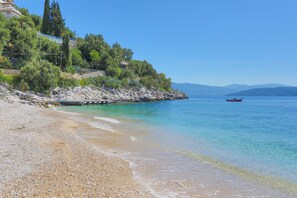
0 83 188 108
51 86 188 103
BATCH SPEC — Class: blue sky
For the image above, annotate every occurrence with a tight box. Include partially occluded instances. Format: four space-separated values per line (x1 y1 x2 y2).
15 0 297 86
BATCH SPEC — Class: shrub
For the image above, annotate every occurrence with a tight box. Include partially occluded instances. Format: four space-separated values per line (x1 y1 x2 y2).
106 66 122 78
139 76 157 89
18 79 30 92
58 77 80 88
158 73 172 91
0 56 13 69
80 76 123 88
37 37 61 66
71 48 84 66
65 66 77 74
128 80 142 88
80 60 90 68
0 70 15 84
19 60 61 93
103 77 122 89
120 69 134 80
79 76 105 87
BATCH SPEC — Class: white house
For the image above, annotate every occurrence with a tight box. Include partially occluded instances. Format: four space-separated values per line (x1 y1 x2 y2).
0 0 22 18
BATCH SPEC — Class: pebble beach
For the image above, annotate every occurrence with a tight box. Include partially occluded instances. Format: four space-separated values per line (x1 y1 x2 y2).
0 101 150 197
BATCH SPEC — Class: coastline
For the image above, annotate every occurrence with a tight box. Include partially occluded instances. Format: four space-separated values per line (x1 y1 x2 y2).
0 101 150 197
1 99 296 197
0 83 188 108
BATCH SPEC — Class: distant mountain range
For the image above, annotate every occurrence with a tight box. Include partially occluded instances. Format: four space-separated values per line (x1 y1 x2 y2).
228 87 297 96
172 83 290 96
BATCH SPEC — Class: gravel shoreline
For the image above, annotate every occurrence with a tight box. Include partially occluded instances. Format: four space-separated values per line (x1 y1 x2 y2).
0 101 151 197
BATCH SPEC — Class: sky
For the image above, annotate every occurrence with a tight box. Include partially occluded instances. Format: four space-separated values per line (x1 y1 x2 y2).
15 0 297 86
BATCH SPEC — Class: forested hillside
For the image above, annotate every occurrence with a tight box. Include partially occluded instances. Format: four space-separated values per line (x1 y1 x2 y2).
0 0 172 93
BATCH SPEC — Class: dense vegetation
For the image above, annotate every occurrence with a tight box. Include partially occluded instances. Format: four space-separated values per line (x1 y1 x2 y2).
0 0 172 93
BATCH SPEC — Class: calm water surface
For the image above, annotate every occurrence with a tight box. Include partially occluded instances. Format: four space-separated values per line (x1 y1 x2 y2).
61 96 297 196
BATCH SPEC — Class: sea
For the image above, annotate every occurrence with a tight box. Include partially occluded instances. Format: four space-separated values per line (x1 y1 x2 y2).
60 96 297 197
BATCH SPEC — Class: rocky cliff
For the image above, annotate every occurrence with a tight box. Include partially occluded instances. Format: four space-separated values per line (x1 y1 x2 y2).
51 86 188 103
0 84 188 108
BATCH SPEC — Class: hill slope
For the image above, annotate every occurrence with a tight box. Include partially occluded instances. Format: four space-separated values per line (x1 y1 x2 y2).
172 83 231 96
172 83 288 96
228 87 297 96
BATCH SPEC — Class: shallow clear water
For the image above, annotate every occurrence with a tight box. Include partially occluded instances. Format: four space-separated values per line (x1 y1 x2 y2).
61 96 297 193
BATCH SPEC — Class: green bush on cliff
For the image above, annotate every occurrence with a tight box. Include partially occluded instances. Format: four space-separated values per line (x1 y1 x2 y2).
106 66 122 78
103 77 122 89
139 76 157 89
0 56 13 69
0 70 15 84
19 59 61 93
79 76 123 89
58 77 79 88
71 48 84 67
79 76 105 87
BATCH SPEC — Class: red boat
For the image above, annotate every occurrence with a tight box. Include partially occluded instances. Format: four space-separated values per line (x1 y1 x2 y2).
226 98 242 102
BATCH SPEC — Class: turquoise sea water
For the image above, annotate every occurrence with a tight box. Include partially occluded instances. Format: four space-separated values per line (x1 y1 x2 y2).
61 96 297 193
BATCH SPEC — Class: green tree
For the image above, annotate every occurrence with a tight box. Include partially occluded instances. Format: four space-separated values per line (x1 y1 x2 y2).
50 1 65 37
123 48 133 61
41 0 51 34
18 8 30 16
109 43 133 62
71 48 83 66
5 16 38 65
158 73 172 91
110 43 123 61
64 27 76 39
0 14 10 54
19 60 61 93
61 33 71 70
128 60 157 77
0 56 13 69
30 14 42 31
120 69 134 80
139 76 157 89
90 49 100 61
98 52 112 71
78 34 110 61
89 49 100 69
37 37 61 66
106 66 122 78
15 7 42 31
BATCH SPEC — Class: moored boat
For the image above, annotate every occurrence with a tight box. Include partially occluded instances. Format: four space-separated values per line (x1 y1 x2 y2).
226 98 242 102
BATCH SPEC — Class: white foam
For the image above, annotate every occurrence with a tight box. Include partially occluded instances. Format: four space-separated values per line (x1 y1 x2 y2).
58 111 81 115
88 122 115 133
128 161 185 198
94 116 121 124
130 136 137 141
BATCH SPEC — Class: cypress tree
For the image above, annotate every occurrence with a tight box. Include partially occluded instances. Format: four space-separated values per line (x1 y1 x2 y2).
41 0 50 34
61 33 71 70
50 1 65 37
